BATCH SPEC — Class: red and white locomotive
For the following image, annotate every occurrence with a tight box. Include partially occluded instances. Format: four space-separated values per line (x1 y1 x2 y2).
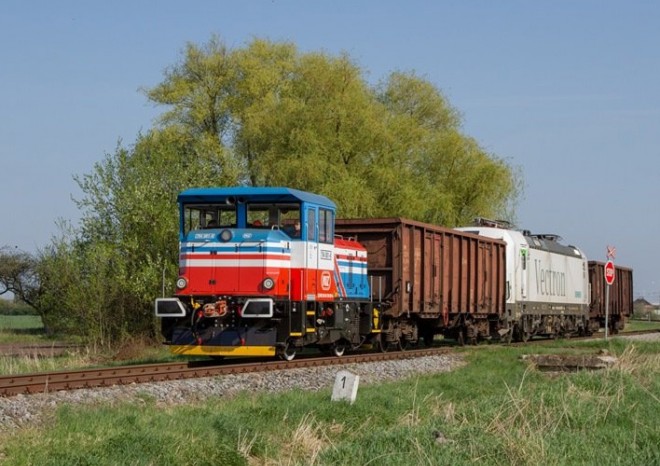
155 187 377 360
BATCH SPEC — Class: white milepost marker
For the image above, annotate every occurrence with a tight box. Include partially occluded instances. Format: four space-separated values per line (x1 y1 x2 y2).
331 370 359 404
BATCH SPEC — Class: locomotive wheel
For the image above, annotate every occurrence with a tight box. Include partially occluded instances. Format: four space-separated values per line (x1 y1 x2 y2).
513 324 530 343
332 341 348 357
280 342 297 361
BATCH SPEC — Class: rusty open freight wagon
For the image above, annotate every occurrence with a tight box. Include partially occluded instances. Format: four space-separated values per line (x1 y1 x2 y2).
588 261 633 333
335 218 507 345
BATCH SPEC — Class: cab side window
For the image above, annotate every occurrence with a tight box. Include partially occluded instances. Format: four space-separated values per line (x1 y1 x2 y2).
306 208 316 241
319 208 334 244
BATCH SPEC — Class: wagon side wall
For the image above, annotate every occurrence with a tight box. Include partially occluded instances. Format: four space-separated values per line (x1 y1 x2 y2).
335 218 506 319
588 261 634 319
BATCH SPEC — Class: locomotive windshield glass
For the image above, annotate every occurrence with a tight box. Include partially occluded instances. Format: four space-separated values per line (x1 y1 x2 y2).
247 203 300 234
183 204 237 234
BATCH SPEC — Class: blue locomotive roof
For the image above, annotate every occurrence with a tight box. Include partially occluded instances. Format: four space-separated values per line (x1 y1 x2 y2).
178 186 336 209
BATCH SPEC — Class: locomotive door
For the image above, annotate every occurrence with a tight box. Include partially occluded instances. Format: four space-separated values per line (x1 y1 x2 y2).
317 208 334 300
305 207 318 301
520 245 528 300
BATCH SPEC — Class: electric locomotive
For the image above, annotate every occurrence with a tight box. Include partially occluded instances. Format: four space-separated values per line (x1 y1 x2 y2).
456 219 590 340
155 187 381 360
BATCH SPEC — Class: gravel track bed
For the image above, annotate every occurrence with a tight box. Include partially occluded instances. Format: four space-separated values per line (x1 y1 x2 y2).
0 354 465 431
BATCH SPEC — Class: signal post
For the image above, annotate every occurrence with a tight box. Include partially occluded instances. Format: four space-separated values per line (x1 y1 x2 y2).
604 246 616 340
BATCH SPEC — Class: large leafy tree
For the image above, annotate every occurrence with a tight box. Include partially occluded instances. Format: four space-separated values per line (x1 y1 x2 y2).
145 37 519 223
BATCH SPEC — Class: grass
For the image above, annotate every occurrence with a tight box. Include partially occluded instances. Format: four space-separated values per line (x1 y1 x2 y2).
1 337 658 465
0 338 179 376
625 319 660 332
0 316 45 344
0 316 181 375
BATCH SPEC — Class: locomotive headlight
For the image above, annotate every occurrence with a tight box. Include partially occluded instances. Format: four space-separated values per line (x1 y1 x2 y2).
262 277 275 290
220 229 233 242
176 277 188 290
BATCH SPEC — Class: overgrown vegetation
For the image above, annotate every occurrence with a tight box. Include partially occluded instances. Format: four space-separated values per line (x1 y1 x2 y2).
626 320 660 331
0 313 175 373
0 36 520 346
1 339 658 465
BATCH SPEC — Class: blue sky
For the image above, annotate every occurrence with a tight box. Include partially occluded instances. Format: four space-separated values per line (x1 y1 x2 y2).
1 1 658 300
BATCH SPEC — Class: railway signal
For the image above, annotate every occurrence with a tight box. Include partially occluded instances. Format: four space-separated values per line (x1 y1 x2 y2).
604 256 615 339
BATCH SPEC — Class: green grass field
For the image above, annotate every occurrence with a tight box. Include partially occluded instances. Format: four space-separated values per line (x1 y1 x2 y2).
1 337 658 465
625 319 660 332
0 315 45 344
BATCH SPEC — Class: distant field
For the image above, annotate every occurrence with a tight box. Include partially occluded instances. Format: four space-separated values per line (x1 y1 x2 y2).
0 315 45 344
625 319 660 332
0 315 43 330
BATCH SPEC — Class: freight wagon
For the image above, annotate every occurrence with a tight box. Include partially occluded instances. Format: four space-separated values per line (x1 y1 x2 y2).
588 261 634 333
334 218 507 346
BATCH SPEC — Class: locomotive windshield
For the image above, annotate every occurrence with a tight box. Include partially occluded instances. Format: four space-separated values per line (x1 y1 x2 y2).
247 203 300 234
181 202 302 237
183 204 236 234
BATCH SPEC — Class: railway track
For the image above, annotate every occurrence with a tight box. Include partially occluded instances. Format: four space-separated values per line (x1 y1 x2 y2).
2 329 657 398
0 347 449 397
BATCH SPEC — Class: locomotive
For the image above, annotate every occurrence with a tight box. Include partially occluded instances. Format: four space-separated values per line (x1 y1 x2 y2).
155 187 633 359
155 187 378 360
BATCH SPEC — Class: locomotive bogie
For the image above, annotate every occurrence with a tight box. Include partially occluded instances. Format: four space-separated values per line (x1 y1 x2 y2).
159 296 379 358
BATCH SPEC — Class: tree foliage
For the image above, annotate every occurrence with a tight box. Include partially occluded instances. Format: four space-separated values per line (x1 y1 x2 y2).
146 37 519 224
0 246 39 307
25 36 519 344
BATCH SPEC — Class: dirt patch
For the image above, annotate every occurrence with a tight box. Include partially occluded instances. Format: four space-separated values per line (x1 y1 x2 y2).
522 350 617 372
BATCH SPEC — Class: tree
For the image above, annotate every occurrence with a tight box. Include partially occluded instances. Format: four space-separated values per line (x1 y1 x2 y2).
145 37 519 224
0 246 39 308
32 127 241 343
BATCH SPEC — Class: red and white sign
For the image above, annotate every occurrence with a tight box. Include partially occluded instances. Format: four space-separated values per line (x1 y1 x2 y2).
321 271 332 290
604 260 616 286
